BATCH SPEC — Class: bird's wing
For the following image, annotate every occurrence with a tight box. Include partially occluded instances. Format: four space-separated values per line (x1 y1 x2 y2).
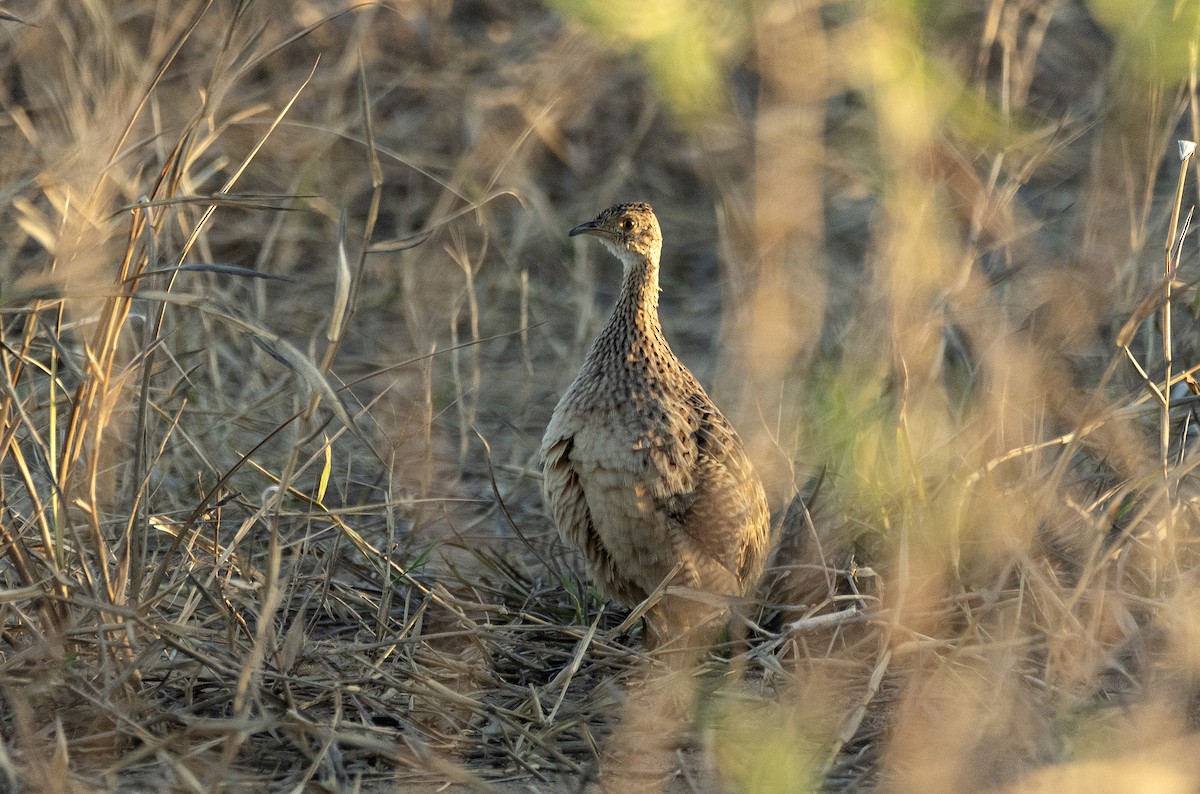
652 396 771 592
541 423 632 601
704 409 771 588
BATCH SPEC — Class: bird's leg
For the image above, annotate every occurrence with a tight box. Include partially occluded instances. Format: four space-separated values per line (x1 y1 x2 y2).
643 596 726 672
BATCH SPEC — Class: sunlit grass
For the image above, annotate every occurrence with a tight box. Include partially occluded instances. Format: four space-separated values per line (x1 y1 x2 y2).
0 0 1199 791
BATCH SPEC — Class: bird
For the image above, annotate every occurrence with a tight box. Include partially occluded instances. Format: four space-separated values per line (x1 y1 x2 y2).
540 202 771 651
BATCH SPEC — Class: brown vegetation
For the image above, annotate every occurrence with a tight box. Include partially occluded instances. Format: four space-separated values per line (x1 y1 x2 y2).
1 1 1200 792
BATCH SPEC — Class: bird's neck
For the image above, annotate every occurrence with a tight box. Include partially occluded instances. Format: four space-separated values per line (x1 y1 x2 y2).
609 254 663 341
576 251 678 391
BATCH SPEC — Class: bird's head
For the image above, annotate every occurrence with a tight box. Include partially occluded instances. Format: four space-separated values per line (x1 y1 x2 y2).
569 202 662 269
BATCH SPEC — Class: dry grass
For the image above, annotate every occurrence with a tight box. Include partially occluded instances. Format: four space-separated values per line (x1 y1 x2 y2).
3 0 1200 791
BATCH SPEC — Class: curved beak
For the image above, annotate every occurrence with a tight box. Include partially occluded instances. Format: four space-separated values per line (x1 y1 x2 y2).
569 219 604 238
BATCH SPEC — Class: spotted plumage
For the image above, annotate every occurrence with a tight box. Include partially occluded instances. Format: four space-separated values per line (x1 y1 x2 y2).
541 202 770 649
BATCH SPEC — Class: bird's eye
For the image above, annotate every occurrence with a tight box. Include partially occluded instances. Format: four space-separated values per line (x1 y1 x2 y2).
620 219 634 231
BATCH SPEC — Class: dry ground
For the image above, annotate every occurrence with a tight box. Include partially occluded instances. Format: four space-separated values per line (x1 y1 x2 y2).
3 0 1200 792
